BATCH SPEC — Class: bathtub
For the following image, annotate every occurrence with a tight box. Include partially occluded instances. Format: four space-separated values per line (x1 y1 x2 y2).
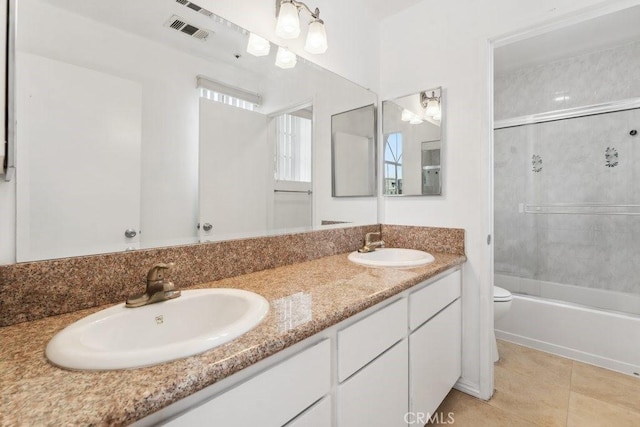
494 274 640 377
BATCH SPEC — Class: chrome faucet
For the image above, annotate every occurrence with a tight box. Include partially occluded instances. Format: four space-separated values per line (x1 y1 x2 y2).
125 263 181 308
357 232 385 253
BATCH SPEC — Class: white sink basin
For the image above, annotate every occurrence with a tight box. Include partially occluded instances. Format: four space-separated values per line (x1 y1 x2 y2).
46 288 269 371
348 248 435 268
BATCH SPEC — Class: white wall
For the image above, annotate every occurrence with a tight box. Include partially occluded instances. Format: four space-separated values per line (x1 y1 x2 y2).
379 0 636 399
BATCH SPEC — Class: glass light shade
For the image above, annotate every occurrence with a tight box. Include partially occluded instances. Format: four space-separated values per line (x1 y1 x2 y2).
246 33 271 57
433 111 442 121
304 20 328 54
401 109 413 122
425 99 440 117
275 2 300 39
275 47 297 69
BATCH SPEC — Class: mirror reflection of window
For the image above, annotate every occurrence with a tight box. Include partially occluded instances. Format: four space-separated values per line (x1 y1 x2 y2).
275 113 312 182
272 108 313 230
384 132 403 195
199 88 257 112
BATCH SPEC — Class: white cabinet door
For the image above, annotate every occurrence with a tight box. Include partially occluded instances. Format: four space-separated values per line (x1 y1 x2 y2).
338 340 408 427
198 98 270 241
409 299 461 417
16 53 142 261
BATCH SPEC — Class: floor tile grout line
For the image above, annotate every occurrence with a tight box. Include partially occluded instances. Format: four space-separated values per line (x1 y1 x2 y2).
449 389 539 426
565 361 575 427
571 389 640 418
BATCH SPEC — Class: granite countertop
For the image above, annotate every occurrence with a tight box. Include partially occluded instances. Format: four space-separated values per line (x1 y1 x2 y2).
0 251 465 426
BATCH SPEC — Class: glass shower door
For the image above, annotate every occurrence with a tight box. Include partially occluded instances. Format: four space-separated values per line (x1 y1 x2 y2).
494 108 640 316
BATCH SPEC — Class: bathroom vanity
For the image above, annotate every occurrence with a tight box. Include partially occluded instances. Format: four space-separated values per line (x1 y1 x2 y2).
0 249 464 426
148 268 461 426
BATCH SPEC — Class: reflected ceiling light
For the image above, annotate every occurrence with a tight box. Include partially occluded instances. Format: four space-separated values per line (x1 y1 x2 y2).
275 46 297 69
246 33 271 57
421 90 441 117
402 108 425 125
401 109 413 122
276 0 328 54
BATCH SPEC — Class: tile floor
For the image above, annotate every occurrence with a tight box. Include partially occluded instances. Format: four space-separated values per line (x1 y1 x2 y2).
429 340 640 426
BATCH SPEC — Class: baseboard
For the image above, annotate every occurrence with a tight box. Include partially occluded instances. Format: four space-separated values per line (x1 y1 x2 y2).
496 330 640 377
453 377 484 400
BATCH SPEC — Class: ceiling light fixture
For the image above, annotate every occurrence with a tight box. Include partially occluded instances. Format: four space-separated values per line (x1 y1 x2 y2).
246 33 271 56
276 0 328 54
421 90 441 118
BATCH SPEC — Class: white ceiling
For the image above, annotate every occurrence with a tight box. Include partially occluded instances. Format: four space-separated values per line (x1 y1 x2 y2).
42 0 280 79
495 5 640 74
366 0 424 19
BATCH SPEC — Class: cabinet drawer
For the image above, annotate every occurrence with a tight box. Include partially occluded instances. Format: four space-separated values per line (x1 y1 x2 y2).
338 298 407 382
409 270 460 330
165 339 330 427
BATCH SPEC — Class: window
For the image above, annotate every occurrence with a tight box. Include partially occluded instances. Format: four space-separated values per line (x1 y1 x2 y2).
384 132 403 194
199 88 256 111
275 113 312 182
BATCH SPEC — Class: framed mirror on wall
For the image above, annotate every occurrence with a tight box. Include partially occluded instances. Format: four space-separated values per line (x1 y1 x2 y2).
331 104 377 197
382 87 443 196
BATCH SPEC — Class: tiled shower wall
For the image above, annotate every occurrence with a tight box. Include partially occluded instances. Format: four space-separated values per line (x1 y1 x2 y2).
494 41 640 297
494 40 640 120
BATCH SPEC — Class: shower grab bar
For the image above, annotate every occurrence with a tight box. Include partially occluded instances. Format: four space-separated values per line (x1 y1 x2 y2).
524 203 640 216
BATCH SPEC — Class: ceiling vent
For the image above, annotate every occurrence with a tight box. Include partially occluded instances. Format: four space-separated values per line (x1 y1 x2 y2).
164 15 211 41
175 0 214 17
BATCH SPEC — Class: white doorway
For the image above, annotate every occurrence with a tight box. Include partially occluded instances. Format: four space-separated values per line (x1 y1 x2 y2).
271 106 313 230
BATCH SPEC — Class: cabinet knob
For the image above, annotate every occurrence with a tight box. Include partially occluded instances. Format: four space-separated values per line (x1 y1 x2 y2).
124 229 137 238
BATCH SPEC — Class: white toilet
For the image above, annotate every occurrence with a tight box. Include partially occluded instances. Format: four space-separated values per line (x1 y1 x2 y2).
492 286 513 362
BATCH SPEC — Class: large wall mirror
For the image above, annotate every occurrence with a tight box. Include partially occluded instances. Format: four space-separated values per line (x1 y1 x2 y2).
12 0 378 262
382 87 443 196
